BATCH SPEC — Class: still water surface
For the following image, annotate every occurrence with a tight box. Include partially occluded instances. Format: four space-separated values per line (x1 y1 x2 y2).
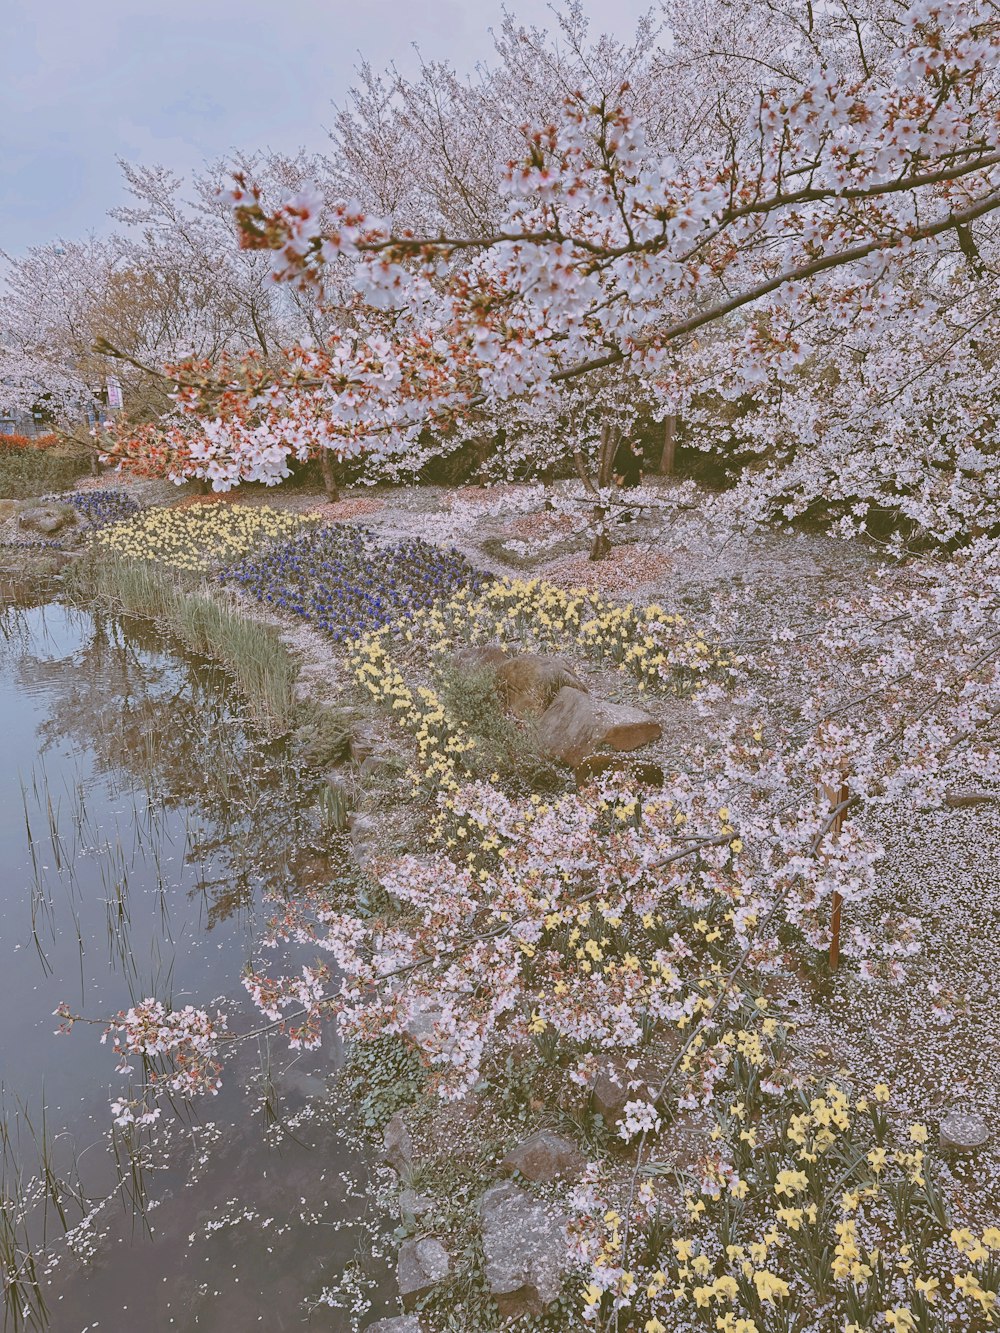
0 600 390 1332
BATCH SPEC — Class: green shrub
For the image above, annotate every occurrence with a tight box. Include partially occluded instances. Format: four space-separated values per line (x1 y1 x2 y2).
435 661 565 792
0 441 92 499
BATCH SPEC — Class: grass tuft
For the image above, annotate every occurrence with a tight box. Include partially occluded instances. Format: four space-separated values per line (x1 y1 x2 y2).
435 659 565 792
69 555 299 731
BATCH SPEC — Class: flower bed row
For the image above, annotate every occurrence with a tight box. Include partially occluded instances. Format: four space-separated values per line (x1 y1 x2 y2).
407 577 733 693
64 489 145 529
218 524 491 642
94 503 318 571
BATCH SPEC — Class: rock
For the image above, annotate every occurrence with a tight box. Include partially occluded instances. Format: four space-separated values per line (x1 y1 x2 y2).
588 1057 632 1124
0 499 16 523
18 503 78 536
349 727 379 765
397 1237 450 1309
479 1181 569 1320
535 687 661 766
574 753 664 787
382 1113 414 1177
939 1109 989 1153
398 1188 435 1221
366 1319 423 1333
584 1052 676 1127
349 813 377 869
496 654 587 719
500 1130 586 1183
452 642 509 674
360 752 397 781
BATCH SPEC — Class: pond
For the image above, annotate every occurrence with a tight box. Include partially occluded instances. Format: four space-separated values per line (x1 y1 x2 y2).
0 599 393 1331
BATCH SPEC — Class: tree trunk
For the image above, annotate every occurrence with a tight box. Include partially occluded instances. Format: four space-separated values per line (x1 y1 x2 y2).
319 449 339 502
588 503 613 561
821 778 851 970
597 422 620 489
659 414 677 476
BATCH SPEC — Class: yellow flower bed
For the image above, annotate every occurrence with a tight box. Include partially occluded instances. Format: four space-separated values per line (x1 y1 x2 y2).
578 1073 1000 1330
349 630 474 797
404 577 732 692
348 579 729 807
93 504 317 572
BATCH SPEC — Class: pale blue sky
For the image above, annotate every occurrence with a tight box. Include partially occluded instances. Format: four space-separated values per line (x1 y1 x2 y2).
2 0 652 255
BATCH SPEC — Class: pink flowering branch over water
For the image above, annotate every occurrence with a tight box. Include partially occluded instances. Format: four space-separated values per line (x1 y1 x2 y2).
56 999 228 1128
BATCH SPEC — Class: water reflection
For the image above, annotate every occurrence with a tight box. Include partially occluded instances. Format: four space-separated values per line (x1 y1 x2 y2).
0 600 393 1331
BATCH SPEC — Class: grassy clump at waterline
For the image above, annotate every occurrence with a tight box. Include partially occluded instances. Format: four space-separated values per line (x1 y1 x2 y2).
69 554 299 732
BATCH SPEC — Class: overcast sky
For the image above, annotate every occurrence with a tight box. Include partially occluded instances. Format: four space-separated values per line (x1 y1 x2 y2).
2 0 652 256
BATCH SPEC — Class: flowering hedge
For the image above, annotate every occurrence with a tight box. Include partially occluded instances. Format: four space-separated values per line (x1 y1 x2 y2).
0 432 59 450
93 503 318 572
217 525 491 642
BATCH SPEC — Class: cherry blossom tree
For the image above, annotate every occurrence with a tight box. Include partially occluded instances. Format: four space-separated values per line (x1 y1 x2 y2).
94 0 997 547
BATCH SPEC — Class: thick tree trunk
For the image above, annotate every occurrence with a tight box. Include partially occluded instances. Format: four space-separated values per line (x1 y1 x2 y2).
319 449 339 502
659 414 677 475
597 422 620 489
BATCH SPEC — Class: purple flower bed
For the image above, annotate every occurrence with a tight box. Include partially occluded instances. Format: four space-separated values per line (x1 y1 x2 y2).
217 525 490 643
64 490 145 528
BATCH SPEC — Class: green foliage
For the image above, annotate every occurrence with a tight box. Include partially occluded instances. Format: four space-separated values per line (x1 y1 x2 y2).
290 704 358 770
343 1035 426 1134
560 1095 611 1158
435 661 565 793
0 441 92 499
318 781 350 835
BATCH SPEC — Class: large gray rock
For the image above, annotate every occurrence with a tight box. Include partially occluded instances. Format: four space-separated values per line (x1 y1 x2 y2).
397 1237 450 1309
535 687 661 766
497 654 587 719
479 1181 569 1320
500 1130 586 1183
18 503 78 536
382 1113 414 1177
366 1318 423 1333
